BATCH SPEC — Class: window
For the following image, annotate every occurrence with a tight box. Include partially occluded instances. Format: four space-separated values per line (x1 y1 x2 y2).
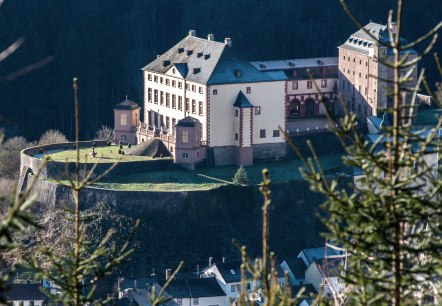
193 298 199 305
366 61 368 66
172 80 176 87
148 73 152 81
165 78 170 86
177 299 182 305
182 152 189 159
260 129 266 138
186 98 190 113
321 79 327 88
154 75 158 82
160 91 164 105
148 88 152 102
120 114 127 126
166 116 170 130
186 83 190 91
348 57 350 62
213 89 218 95
366 74 368 79
235 133 238 141
182 130 189 143
192 99 196 114
273 130 280 137
365 87 368 96
255 106 261 115
307 80 312 89
359 72 362 77
292 81 298 90
235 109 239 117
192 85 196 92
199 101 203 116
160 77 163 84
359 60 362 65
343 55 346 60
353 58 355 63
199 87 203 94
166 93 170 107
154 90 158 104
246 87 251 94
178 96 183 110
172 118 176 127
178 82 183 89
231 285 236 292
172 94 176 109
353 71 355 76
342 80 346 90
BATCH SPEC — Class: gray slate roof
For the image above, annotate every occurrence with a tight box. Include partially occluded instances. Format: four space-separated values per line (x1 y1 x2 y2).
142 34 273 85
339 22 417 55
114 98 140 110
176 116 201 127
159 278 226 298
250 57 338 71
6 284 46 301
233 91 254 108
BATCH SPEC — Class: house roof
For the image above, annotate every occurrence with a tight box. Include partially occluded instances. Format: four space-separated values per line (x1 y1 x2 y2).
158 278 226 298
126 138 172 158
250 57 338 71
233 91 254 108
176 116 200 127
297 247 339 266
282 257 306 279
208 260 285 284
142 34 273 85
6 283 46 301
114 97 140 110
119 276 157 291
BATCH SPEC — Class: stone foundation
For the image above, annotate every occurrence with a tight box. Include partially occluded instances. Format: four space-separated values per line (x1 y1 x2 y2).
212 146 236 166
252 142 287 161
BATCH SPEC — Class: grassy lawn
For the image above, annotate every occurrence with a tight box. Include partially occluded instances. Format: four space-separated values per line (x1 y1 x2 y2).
93 153 344 191
46 146 157 163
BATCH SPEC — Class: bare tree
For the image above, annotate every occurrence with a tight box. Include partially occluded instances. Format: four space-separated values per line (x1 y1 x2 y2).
94 125 114 142
0 136 34 179
37 129 68 146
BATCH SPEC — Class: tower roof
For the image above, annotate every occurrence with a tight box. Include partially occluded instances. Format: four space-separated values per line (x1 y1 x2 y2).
233 91 254 108
114 97 140 110
176 116 200 127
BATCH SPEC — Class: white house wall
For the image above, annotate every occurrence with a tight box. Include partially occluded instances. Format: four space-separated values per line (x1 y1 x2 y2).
209 81 285 147
177 296 227 306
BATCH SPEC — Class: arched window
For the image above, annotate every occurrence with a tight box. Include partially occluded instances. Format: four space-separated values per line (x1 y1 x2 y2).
120 113 127 126
182 130 189 143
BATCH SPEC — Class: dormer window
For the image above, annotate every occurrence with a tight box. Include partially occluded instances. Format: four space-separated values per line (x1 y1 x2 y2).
234 70 241 77
259 64 266 69
162 60 170 67
288 61 296 67
193 68 201 75
204 54 211 60
197 52 203 58
178 48 184 54
186 50 193 56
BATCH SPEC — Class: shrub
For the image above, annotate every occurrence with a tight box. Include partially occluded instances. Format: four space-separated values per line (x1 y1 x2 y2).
119 143 123 150
232 166 249 185
128 143 131 148
94 125 114 142
38 129 68 146
106 141 112 146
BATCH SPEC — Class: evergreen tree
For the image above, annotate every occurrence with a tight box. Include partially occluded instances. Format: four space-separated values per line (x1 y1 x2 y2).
291 1 442 304
233 166 249 185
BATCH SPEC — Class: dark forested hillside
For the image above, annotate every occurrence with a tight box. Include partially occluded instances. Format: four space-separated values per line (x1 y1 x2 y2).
0 0 440 140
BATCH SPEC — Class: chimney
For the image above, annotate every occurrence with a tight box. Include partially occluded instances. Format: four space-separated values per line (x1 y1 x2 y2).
390 22 397 36
222 257 226 263
165 269 172 280
209 257 213 266
224 37 232 48
188 29 196 37
157 54 161 59
207 34 214 41
235 69 241 78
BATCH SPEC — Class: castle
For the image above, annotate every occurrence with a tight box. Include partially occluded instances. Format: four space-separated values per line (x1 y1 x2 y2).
114 22 417 168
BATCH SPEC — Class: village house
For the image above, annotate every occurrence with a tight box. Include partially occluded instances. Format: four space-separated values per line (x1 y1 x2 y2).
158 277 227 306
5 283 47 306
